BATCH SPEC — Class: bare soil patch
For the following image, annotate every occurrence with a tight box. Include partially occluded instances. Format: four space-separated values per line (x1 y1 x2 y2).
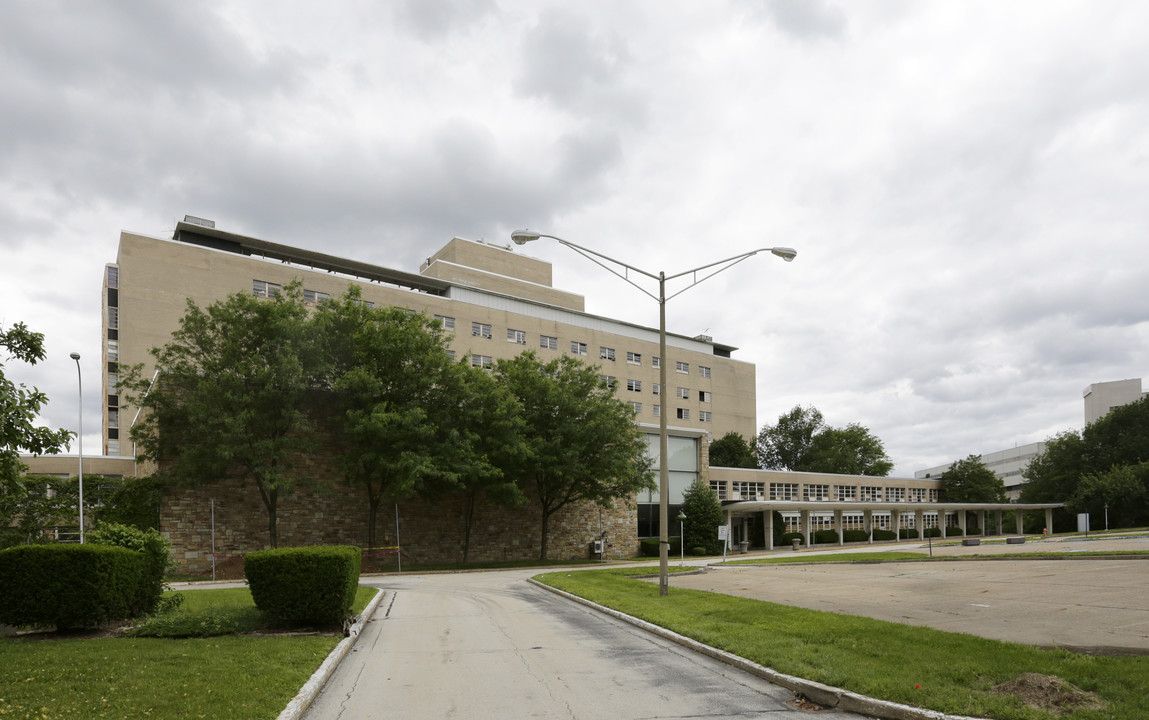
992 673 1105 715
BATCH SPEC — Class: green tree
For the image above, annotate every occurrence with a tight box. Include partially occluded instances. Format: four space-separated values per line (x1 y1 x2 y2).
802 423 894 476
0 475 77 547
679 479 723 554
124 284 323 548
708 431 757 469
1 322 73 494
757 405 892 476
756 405 824 471
939 455 1007 502
1068 463 1149 529
497 352 654 560
319 293 461 550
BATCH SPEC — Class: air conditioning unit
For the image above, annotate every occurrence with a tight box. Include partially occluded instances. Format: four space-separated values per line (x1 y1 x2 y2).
592 540 604 554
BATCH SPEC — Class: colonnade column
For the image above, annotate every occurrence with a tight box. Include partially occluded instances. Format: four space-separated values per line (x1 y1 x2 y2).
801 508 810 548
864 509 873 544
834 509 844 546
1015 508 1024 535
915 509 924 541
994 509 1003 537
1045 507 1054 535
889 507 899 541
958 508 967 536
765 510 774 551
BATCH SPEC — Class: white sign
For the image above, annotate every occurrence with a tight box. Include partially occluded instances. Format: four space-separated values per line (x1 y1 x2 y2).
717 525 729 540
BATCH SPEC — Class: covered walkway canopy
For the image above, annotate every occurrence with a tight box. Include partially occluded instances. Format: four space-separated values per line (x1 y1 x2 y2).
721 500 1065 549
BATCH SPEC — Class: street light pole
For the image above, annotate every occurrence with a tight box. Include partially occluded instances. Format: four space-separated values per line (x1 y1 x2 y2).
677 510 686 567
511 229 795 597
69 352 84 544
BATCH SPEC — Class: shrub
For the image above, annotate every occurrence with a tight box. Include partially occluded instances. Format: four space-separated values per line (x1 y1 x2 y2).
691 546 707 556
780 532 804 546
872 529 897 541
922 527 942 538
0 544 145 629
898 528 919 539
813 529 839 544
843 529 870 543
945 526 964 537
639 537 681 557
88 522 172 614
244 545 360 626
966 528 982 536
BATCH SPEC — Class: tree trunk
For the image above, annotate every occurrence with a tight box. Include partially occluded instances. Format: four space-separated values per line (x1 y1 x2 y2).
267 488 278 548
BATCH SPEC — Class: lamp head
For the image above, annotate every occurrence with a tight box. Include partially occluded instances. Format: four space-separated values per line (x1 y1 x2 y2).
510 229 541 245
771 247 798 262
70 352 80 361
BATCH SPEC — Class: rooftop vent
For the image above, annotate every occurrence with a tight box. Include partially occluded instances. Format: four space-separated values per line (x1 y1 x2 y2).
693 334 713 343
183 215 216 229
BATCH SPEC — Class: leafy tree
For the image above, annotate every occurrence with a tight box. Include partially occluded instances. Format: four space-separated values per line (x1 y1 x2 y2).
1 322 73 494
0 475 77 547
708 431 757 469
93 474 167 531
802 423 893 476
757 405 892 476
1068 463 1149 530
124 284 323 548
939 455 1006 502
497 351 654 560
679 479 723 554
756 405 824 471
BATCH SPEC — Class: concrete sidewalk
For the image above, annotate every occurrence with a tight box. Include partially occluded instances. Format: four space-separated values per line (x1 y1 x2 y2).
670 535 1149 654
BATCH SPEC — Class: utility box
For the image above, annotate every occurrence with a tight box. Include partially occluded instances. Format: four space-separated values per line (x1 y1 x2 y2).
591 540 604 556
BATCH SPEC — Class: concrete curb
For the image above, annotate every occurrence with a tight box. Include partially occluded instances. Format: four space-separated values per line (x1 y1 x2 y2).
276 587 387 720
528 578 988 720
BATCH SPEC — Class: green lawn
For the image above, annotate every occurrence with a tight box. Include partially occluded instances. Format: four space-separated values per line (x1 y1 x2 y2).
0 586 379 720
535 568 1149 719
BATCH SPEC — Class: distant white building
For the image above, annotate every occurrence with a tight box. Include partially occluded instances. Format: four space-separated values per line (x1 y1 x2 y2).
914 442 1046 501
1083 378 1147 426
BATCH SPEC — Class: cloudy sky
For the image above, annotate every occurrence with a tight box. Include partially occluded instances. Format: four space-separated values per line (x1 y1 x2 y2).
3 1 1147 477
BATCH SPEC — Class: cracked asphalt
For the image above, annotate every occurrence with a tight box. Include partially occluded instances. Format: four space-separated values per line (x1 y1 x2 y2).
300 569 870 719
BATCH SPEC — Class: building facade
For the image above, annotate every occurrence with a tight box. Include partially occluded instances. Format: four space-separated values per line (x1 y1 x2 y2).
1083 378 1147 426
93 217 759 566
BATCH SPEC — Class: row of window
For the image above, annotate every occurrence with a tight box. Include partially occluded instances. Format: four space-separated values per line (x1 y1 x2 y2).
441 316 712 378
765 483 938 502
777 512 959 534
624 401 712 422
252 280 371 308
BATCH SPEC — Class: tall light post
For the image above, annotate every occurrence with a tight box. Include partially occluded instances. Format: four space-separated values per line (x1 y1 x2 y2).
510 229 796 596
69 352 84 544
677 510 686 567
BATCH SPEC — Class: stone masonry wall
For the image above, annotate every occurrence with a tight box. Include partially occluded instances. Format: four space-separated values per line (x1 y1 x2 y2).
162 477 639 574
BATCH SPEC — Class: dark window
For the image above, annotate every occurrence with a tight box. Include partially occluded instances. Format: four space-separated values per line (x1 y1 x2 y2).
107 288 118 306
107 328 118 340
108 395 118 407
107 428 119 439
107 361 118 373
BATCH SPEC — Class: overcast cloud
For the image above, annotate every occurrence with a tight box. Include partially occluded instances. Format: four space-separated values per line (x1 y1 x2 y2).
3 1 1147 477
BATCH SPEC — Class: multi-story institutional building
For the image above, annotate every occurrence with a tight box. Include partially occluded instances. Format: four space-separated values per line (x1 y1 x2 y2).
1083 378 1146 426
92 216 760 566
914 443 1046 501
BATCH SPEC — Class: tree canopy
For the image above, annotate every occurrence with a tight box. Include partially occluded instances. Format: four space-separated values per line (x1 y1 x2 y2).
939 454 1006 503
756 405 892 476
680 478 723 555
708 431 757 469
497 351 654 560
1 322 73 495
1023 396 1149 529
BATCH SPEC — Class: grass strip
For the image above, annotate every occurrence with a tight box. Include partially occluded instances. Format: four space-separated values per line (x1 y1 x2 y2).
725 551 929 565
535 568 1149 719
0 586 380 719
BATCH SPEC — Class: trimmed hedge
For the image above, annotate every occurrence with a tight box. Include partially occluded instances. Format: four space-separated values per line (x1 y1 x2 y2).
843 529 870 543
245 545 361 626
639 537 682 557
871 529 897 541
922 527 943 538
898 528 919 539
88 522 171 614
780 532 804 546
813 529 839 544
0 544 146 629
945 526 964 537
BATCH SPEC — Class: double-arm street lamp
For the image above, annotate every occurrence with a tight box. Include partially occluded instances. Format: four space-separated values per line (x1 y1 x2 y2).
510 229 796 596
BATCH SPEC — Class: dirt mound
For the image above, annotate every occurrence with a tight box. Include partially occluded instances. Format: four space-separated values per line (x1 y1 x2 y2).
992 673 1104 714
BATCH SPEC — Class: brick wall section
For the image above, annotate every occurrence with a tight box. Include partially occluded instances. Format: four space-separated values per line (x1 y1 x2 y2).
162 478 639 574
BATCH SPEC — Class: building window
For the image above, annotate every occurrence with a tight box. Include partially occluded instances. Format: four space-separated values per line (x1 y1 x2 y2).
303 289 329 306
107 439 119 455
676 387 689 399
675 361 689 374
910 488 928 503
446 349 456 360
860 486 883 501
732 481 765 500
106 265 119 289
571 341 588 356
253 280 281 298
107 307 118 329
699 365 711 378
710 480 727 500
507 329 527 345
629 401 642 414
108 394 118 407
471 354 493 369
676 408 690 420
435 315 456 331
352 298 374 309
600 375 617 390
652 356 660 369
770 482 799 500
653 405 661 417
804 484 829 501
929 489 939 502
107 372 118 392
698 390 711 403
107 408 119 428
626 379 642 392
472 322 492 339
887 487 906 502
107 340 119 362
835 485 858 501
540 335 558 350
699 410 712 422
652 384 661 396
599 346 616 361
626 351 641 365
